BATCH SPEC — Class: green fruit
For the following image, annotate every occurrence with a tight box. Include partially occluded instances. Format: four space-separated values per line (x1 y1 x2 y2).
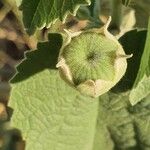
57 17 132 97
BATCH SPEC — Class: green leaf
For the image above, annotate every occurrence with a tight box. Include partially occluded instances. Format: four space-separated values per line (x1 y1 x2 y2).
129 18 150 105
101 93 137 150
77 6 91 20
77 0 101 28
88 0 101 20
129 94 150 149
20 0 91 34
134 19 150 85
102 93 150 150
9 71 99 150
8 34 150 150
122 0 131 6
11 33 62 83
129 75 150 106
99 93 150 150
9 33 99 150
8 33 150 150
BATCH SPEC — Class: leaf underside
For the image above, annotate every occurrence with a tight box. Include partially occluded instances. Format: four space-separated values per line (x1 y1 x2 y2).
20 0 90 34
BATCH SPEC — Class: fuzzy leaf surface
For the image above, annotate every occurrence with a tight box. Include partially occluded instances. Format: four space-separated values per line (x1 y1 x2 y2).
129 18 150 105
8 33 99 150
20 0 90 34
8 33 150 150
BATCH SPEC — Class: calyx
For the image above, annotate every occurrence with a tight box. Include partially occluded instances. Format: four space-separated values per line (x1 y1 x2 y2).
56 16 132 97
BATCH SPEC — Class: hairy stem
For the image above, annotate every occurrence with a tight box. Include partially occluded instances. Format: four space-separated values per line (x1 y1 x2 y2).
110 0 123 31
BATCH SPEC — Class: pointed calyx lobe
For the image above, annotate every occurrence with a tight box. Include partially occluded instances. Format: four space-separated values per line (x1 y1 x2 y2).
57 17 132 97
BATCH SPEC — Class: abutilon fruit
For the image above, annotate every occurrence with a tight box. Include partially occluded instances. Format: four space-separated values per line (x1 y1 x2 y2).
56 16 132 97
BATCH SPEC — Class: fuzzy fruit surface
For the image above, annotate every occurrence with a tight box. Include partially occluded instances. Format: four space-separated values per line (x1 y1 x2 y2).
62 32 118 85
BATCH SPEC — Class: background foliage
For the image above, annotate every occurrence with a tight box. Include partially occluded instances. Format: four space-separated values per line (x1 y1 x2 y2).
0 0 150 150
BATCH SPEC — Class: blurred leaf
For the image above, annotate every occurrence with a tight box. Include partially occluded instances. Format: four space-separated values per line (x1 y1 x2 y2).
128 94 150 149
129 18 150 105
20 0 91 34
131 0 150 28
129 75 150 105
77 0 101 28
122 0 131 6
120 9 136 34
97 93 136 150
11 33 62 83
77 0 101 20
77 6 91 20
89 0 101 20
133 19 150 85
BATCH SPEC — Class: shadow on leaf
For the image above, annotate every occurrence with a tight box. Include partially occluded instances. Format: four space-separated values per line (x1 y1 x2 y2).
10 33 63 83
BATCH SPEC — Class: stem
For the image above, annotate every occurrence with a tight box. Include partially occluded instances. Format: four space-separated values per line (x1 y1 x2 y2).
110 0 123 31
93 0 101 20
88 0 102 28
